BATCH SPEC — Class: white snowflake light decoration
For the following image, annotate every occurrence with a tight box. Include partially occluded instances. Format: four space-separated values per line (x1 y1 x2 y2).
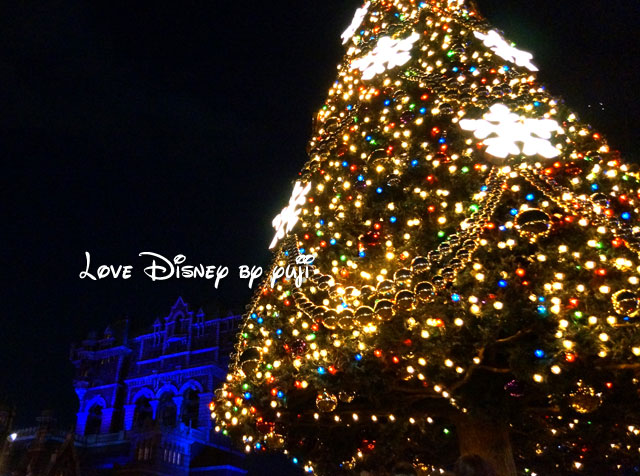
351 32 420 80
447 0 465 8
474 30 538 72
459 104 561 159
341 1 370 45
269 181 312 249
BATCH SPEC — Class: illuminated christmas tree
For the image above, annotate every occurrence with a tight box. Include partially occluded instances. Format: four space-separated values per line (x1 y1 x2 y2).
213 1 640 474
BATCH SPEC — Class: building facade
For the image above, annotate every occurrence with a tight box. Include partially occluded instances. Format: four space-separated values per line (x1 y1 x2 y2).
1 298 245 476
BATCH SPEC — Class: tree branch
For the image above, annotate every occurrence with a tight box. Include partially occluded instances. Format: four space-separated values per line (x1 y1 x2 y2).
477 365 511 373
390 386 441 397
494 327 535 345
443 328 533 394
450 347 486 391
598 363 640 370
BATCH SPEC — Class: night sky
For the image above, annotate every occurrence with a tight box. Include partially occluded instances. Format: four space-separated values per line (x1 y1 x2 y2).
3 0 639 431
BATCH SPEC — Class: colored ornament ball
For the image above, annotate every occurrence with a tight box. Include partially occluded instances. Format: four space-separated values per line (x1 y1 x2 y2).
290 339 308 355
360 231 381 246
515 209 551 240
256 418 276 434
504 379 525 398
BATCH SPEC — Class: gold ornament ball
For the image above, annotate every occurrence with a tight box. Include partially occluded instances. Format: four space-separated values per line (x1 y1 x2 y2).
411 256 430 274
374 299 394 321
355 306 375 326
239 347 261 375
395 290 415 311
377 279 396 297
612 289 639 317
265 433 285 449
316 391 338 412
322 310 339 330
367 148 387 163
590 192 609 206
569 384 602 414
360 285 377 300
415 281 436 302
312 306 328 321
394 268 413 286
337 309 355 330
515 209 551 240
338 391 356 403
317 275 333 290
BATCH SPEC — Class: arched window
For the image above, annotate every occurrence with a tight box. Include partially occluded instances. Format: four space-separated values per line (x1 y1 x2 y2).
85 404 103 435
133 397 153 430
158 393 177 427
181 389 199 427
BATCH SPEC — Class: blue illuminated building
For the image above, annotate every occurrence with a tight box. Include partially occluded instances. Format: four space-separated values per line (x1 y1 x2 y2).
2 298 245 476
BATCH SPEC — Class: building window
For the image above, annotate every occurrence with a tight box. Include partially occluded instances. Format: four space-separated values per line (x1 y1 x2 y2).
85 404 103 435
181 388 199 427
158 393 177 427
133 397 153 430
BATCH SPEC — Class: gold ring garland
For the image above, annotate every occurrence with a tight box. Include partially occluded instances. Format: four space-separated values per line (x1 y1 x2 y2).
293 166 507 322
518 167 640 255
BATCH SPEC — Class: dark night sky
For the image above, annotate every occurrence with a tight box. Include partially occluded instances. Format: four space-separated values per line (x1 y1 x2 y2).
2 0 639 429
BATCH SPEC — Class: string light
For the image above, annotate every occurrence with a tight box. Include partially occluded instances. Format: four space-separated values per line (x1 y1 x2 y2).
214 1 640 474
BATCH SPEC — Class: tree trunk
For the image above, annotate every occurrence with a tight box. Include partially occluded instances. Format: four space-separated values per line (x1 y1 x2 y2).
454 414 517 476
